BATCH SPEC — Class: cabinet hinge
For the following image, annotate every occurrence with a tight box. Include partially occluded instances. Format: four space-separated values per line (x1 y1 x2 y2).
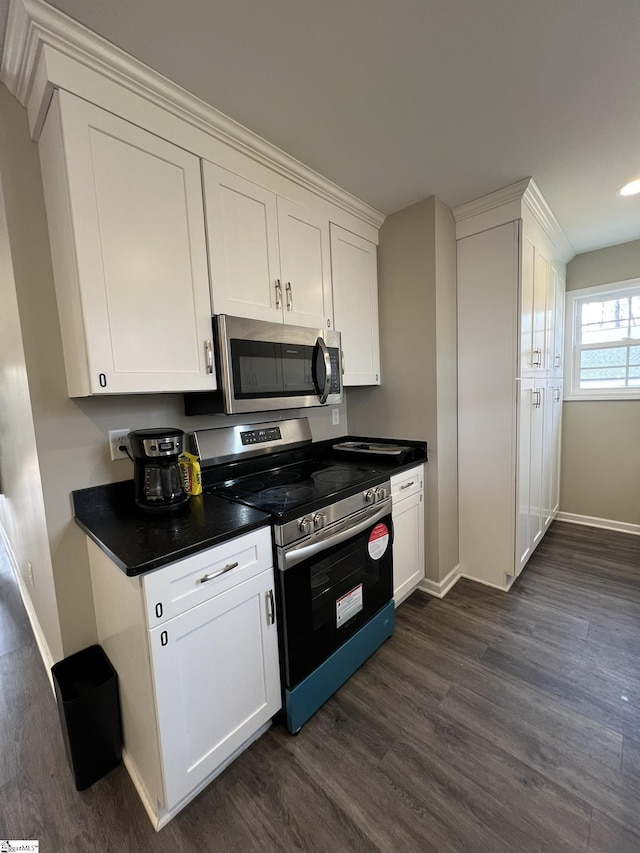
160 630 168 647
98 373 107 388
155 602 163 619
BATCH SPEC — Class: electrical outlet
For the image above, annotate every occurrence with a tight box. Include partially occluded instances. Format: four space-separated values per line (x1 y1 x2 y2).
332 408 340 426
108 429 131 461
27 561 34 586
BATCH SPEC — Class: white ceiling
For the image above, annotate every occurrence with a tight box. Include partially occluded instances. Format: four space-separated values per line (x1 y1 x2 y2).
5 0 640 254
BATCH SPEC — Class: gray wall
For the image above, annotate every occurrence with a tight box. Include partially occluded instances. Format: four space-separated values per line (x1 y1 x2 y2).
561 238 640 526
0 83 346 661
0 95 64 663
347 196 459 584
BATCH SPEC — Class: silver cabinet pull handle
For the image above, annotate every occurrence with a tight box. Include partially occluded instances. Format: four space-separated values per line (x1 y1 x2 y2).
532 348 542 367
266 589 275 625
285 281 293 310
205 339 213 374
199 561 239 584
555 354 561 368
275 279 282 309
400 481 415 490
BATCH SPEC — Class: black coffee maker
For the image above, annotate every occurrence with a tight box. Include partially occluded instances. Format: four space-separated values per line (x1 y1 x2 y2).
129 428 189 512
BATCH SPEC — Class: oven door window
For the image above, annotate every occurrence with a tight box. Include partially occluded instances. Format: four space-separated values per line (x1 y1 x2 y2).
278 514 393 688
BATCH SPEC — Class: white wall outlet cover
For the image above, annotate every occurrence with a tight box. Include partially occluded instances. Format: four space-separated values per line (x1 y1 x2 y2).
109 428 131 461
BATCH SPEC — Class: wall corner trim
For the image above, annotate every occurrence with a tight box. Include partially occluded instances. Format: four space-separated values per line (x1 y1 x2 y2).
0 0 385 230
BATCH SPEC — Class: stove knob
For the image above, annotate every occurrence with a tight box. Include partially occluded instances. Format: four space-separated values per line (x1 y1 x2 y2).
299 517 313 534
364 489 376 504
374 486 387 502
313 512 327 530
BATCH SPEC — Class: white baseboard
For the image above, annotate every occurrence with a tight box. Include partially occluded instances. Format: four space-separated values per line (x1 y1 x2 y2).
418 563 461 599
0 525 56 689
556 512 640 537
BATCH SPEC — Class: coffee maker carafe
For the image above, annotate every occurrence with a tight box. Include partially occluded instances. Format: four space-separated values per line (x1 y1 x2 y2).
129 428 189 511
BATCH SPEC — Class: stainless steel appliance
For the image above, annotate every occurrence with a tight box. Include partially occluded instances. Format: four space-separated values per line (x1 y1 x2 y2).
129 427 189 512
191 418 395 733
184 315 342 415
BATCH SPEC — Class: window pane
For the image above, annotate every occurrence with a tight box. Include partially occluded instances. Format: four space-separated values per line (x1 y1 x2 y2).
630 345 640 366
580 297 637 344
580 347 627 388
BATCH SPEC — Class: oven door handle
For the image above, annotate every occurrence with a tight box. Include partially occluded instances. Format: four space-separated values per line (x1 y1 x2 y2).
281 502 392 570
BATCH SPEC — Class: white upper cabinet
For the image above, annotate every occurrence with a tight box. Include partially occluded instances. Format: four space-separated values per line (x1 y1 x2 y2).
39 90 215 396
203 162 333 330
330 225 381 385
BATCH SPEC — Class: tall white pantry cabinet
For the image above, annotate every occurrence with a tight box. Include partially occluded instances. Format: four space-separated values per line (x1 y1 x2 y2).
454 179 573 590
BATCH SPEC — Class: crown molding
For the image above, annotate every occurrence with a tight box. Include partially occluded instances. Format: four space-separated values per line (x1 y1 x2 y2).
522 178 574 262
0 0 385 230
452 179 532 224
453 177 574 261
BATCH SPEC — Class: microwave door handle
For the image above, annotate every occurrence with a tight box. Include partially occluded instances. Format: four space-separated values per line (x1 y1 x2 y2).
315 336 332 404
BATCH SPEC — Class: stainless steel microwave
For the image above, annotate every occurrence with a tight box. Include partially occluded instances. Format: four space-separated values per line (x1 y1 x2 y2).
184 315 342 416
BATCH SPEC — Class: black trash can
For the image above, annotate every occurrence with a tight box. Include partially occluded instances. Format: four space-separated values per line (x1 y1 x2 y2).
51 644 122 791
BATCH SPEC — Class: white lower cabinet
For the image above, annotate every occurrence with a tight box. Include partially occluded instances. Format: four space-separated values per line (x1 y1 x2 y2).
87 527 281 829
148 567 280 809
391 466 425 604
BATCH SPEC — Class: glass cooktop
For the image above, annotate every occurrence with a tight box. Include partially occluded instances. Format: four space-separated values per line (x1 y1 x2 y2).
209 461 385 517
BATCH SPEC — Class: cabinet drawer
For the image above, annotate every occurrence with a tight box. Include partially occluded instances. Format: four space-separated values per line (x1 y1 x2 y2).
391 465 424 502
143 527 272 626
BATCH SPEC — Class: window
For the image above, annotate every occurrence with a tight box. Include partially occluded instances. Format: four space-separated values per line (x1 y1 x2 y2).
564 278 640 400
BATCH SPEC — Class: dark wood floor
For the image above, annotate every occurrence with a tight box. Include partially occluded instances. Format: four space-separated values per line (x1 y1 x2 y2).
2 521 640 851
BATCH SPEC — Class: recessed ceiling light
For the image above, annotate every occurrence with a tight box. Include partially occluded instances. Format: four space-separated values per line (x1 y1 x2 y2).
618 179 640 196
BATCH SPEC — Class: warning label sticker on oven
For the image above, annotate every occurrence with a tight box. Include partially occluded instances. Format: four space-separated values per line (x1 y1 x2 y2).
368 523 390 560
336 583 363 628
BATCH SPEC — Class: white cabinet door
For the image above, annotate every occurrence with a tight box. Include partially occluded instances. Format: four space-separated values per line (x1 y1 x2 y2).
39 90 214 396
330 225 381 386
520 227 548 376
203 162 282 323
391 466 425 604
277 198 333 330
516 379 535 574
550 381 563 517
203 163 333 330
392 491 425 604
550 264 565 376
149 567 281 809
516 377 545 574
542 378 563 530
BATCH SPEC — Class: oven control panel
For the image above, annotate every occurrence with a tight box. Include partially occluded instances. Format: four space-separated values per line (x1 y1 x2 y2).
240 426 283 446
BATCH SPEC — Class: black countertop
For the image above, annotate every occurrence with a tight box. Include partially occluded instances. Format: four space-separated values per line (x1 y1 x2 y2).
73 480 271 577
73 435 427 578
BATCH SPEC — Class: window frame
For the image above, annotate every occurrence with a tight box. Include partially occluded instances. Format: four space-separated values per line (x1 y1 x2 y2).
564 278 640 401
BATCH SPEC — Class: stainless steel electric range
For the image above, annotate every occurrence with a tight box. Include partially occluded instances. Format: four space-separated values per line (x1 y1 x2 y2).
190 418 396 733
